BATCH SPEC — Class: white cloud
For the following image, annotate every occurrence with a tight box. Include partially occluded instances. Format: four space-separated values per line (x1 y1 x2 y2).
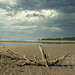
13 9 58 22
0 8 59 33
0 0 17 6
0 8 59 25
50 27 62 32
0 25 37 32
0 8 15 25
0 8 8 15
0 8 9 21
42 26 62 32
10 26 37 29
41 9 58 18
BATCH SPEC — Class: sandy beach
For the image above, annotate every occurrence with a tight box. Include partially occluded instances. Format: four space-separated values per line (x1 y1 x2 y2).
0 44 75 75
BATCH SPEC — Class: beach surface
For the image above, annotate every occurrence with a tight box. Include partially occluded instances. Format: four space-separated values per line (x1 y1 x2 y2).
0 44 75 75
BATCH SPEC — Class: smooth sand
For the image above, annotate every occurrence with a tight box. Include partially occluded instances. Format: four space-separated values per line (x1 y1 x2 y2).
0 44 75 75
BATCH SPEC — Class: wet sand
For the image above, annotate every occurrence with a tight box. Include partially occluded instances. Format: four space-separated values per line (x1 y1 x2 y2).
0 44 75 75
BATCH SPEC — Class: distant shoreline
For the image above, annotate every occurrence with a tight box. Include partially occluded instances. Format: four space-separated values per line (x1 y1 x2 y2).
0 40 75 43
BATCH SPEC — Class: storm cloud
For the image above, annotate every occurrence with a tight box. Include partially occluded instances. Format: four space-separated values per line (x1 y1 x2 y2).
0 0 75 40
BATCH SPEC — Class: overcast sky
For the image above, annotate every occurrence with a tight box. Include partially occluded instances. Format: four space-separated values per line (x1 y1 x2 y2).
0 0 75 40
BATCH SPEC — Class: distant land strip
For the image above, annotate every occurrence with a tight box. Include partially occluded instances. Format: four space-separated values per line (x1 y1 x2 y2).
38 37 75 41
0 40 75 44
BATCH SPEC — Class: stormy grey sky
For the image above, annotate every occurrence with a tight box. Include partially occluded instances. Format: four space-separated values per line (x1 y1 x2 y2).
0 0 75 40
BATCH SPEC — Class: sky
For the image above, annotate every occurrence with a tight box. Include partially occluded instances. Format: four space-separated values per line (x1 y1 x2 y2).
0 0 75 40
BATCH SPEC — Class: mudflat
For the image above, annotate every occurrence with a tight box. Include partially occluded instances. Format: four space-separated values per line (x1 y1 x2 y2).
0 44 75 75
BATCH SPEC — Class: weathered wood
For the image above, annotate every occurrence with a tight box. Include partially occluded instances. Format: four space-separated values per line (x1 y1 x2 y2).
0 48 74 67
38 45 48 67
39 45 46 61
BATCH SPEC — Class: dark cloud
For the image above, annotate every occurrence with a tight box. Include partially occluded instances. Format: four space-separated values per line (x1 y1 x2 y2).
0 0 75 40
15 0 43 10
43 0 75 13
0 0 75 13
0 0 75 14
13 0 75 14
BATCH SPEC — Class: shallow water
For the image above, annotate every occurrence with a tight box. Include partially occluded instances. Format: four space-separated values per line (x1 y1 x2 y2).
0 42 75 46
0 43 39 46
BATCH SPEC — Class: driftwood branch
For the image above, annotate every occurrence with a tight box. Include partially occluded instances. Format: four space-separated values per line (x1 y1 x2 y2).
38 45 48 67
0 46 74 67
